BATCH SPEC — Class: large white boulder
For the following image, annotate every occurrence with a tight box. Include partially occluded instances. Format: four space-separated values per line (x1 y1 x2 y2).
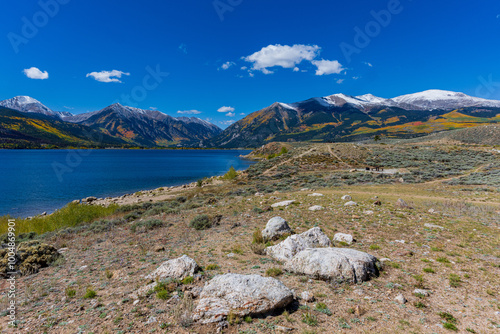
145 255 199 280
262 217 292 240
284 248 379 283
266 227 332 262
193 274 293 323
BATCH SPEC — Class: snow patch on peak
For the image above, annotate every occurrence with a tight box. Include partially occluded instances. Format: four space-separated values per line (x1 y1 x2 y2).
278 102 298 111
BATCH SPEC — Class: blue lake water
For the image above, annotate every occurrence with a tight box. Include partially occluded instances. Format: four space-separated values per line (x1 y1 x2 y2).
0 149 253 217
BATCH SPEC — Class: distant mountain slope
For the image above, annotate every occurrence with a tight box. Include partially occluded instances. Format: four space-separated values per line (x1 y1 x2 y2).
64 103 222 147
0 96 72 119
0 107 127 148
207 90 500 148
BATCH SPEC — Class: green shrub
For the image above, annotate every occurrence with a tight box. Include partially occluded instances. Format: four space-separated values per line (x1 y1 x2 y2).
302 312 318 326
131 219 164 233
252 229 264 244
266 268 283 277
182 276 194 285
315 302 332 316
157 290 170 300
189 215 211 230
205 264 219 270
65 288 76 298
222 166 238 180
369 244 380 250
449 274 461 287
83 288 97 299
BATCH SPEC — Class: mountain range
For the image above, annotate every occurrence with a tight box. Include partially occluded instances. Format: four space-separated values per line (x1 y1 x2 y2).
0 97 221 148
206 90 500 147
1 89 499 148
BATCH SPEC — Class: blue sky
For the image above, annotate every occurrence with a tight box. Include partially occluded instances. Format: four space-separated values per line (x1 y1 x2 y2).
1 0 499 128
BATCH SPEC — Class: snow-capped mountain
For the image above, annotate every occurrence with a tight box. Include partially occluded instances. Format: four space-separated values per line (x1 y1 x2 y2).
0 96 73 118
391 89 500 110
208 89 500 148
317 89 500 111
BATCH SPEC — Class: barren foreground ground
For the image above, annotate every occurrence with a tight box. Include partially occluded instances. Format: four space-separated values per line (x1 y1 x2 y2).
1 140 499 334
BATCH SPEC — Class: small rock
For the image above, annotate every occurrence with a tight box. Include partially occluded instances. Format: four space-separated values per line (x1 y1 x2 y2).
308 205 323 211
154 246 165 252
262 217 292 240
300 291 315 302
308 193 324 197
379 258 391 262
424 223 444 230
395 198 412 209
373 200 382 206
276 325 294 332
226 253 235 258
133 300 140 305
395 240 405 244
333 233 354 245
271 200 295 208
341 195 352 201
146 316 157 324
344 201 357 206
395 294 407 304
364 210 374 215
428 208 437 214
413 289 430 296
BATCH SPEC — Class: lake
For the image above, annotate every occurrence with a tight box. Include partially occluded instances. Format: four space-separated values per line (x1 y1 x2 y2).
0 149 253 217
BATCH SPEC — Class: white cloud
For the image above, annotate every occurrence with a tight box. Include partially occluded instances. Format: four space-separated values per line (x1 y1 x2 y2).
240 66 247 70
220 61 235 70
225 112 235 117
363 62 373 67
217 106 235 113
63 106 74 110
23 67 48 80
312 60 344 76
352 76 359 80
293 67 300 72
239 112 245 116
178 43 187 54
336 79 344 84
244 44 320 73
149 107 158 110
177 110 202 114
86 70 130 83
219 120 235 125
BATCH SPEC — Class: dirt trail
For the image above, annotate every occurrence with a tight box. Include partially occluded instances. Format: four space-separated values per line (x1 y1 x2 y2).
263 147 315 175
423 164 487 185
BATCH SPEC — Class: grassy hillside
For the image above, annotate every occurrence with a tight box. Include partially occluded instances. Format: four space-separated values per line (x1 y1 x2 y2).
0 108 128 148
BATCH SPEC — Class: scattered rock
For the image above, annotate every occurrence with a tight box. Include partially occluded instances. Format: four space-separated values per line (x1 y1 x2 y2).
262 217 292 240
271 200 296 208
413 289 430 296
395 198 412 209
276 325 294 332
82 196 97 203
146 316 157 324
284 248 380 283
395 294 407 304
255 192 264 197
395 240 405 244
154 246 165 252
308 193 324 197
71 200 80 205
308 205 324 211
373 200 382 206
193 274 294 323
424 223 444 230
266 227 332 261
145 255 200 280
344 201 357 206
301 291 315 302
333 233 354 245
364 210 374 215
226 253 235 258
341 195 352 201
428 208 437 214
